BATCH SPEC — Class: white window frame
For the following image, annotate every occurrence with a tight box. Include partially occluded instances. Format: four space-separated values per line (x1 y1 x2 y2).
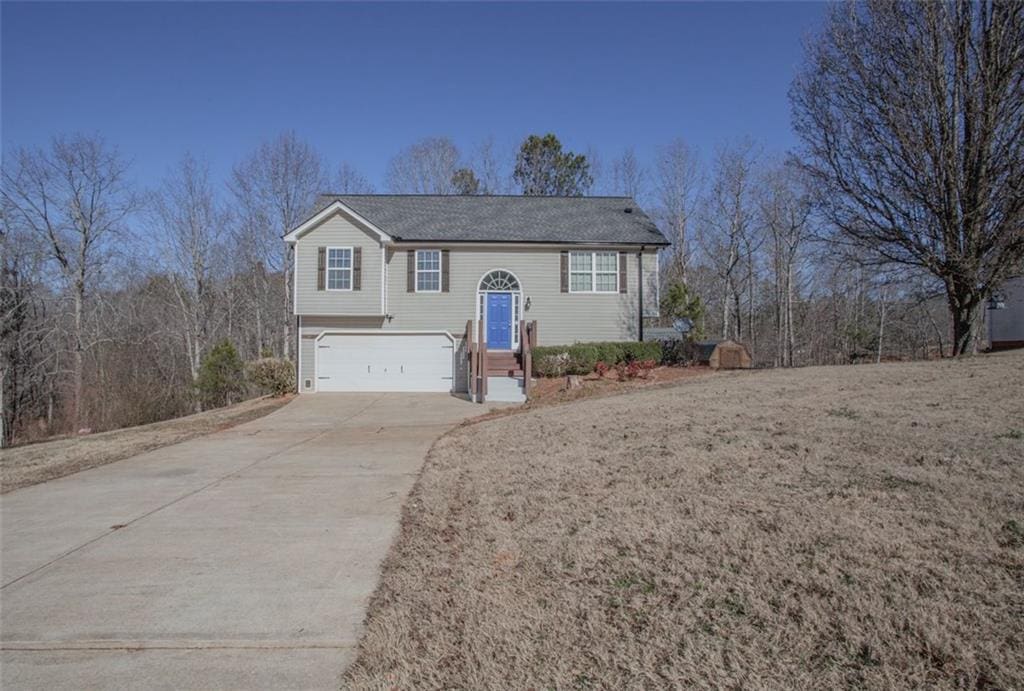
415 249 442 293
569 251 619 294
326 246 353 292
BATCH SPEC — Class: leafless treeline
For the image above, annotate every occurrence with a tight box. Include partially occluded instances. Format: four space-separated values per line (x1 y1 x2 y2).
607 138 955 369
1 127 967 448
1 132 333 445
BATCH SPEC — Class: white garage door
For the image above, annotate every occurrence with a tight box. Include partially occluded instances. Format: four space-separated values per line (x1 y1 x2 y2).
316 332 454 392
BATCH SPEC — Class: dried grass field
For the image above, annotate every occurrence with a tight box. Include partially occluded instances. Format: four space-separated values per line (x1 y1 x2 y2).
345 351 1024 689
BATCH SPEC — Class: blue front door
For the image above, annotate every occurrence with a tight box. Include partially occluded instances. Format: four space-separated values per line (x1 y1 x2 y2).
486 292 512 349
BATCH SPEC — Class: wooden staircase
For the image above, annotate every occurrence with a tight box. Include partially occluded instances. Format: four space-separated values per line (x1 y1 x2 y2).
466 319 537 404
486 352 523 378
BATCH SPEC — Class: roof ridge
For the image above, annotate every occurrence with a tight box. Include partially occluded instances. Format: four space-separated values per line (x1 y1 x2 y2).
320 193 636 200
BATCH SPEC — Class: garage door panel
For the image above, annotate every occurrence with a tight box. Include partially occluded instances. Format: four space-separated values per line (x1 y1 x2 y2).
316 333 454 392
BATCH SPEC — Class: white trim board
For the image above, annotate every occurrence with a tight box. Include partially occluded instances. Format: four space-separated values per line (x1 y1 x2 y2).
284 200 392 243
311 329 456 393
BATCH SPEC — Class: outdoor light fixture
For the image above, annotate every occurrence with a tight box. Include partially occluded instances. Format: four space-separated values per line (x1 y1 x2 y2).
525 296 532 311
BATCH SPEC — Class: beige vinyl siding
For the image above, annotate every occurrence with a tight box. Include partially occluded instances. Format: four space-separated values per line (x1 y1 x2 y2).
988 276 1024 344
295 245 659 393
294 211 383 315
384 247 658 345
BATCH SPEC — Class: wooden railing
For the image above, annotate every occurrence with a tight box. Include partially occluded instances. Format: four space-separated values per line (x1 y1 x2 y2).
519 319 538 399
465 320 488 403
467 319 536 403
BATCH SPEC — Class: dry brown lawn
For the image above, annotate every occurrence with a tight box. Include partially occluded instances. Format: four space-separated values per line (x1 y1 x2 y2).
0 395 292 493
345 352 1024 689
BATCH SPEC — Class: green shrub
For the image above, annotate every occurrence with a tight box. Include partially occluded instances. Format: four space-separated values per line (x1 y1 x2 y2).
247 358 295 396
530 341 663 377
196 340 245 409
533 347 571 377
623 341 663 363
565 344 599 375
590 342 621 365
659 338 702 366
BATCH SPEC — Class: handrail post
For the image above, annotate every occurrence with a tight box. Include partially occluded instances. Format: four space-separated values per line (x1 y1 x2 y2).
477 318 487 402
466 320 476 402
522 320 532 399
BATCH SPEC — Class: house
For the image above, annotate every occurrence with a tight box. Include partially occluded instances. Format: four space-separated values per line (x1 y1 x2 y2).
284 194 668 401
986 275 1024 351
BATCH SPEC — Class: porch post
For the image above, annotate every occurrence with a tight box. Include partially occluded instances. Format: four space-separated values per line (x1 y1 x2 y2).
477 318 487 402
467 320 476 403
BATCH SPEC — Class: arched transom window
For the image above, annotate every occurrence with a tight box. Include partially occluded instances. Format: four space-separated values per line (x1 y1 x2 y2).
479 270 520 292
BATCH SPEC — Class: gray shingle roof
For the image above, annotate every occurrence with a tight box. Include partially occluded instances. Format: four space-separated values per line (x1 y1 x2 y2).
315 194 669 246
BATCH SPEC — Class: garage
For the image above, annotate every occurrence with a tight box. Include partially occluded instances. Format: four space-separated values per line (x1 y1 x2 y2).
315 331 455 392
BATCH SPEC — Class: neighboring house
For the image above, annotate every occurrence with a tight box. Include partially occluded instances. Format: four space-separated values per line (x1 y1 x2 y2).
986 275 1024 351
284 195 668 400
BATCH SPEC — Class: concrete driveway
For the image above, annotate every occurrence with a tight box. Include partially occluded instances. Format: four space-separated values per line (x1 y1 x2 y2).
1 394 489 689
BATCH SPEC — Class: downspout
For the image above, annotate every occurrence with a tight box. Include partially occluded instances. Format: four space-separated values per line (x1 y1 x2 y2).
637 247 645 342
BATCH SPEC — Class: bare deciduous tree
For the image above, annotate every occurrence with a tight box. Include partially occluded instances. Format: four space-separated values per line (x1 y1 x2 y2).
230 132 326 360
791 0 1024 355
472 137 513 194
2 134 137 430
385 137 461 194
334 162 375 194
1 220 57 447
760 164 811 367
698 141 760 342
151 154 228 405
609 148 646 200
655 139 702 283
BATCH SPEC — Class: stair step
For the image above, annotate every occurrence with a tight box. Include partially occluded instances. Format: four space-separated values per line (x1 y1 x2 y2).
487 368 524 377
484 375 526 403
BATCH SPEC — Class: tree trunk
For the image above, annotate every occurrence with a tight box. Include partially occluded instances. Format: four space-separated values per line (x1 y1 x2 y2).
283 246 293 360
877 291 887 364
948 291 979 356
191 332 202 413
73 282 85 431
721 284 730 340
785 261 796 367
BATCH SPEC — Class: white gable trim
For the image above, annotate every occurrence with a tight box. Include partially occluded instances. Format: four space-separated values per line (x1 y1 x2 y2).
283 200 392 244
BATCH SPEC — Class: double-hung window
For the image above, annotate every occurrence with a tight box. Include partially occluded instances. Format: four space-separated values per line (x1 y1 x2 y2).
327 247 352 290
416 249 441 292
569 251 619 293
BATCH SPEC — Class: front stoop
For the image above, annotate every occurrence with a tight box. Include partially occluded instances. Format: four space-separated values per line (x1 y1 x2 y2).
486 376 526 403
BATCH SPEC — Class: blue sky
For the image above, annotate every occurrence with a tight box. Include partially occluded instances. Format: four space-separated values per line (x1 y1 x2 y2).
2 2 827 194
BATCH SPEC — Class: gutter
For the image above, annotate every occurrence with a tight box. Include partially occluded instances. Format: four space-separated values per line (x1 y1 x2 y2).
638 247 645 342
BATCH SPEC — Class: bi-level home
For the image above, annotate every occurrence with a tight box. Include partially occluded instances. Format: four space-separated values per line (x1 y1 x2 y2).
284 195 668 401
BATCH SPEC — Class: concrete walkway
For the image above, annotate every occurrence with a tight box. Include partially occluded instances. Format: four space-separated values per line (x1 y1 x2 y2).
1 394 489 690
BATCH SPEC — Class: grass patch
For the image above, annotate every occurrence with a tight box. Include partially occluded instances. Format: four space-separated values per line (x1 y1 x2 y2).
345 351 1024 689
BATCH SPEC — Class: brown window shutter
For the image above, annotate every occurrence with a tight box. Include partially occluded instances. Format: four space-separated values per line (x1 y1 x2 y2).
352 247 362 291
619 252 627 293
317 247 326 291
560 251 569 293
441 250 450 293
407 250 415 292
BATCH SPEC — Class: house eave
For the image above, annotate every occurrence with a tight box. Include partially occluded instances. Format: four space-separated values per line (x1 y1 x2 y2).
388 239 669 249
283 200 392 244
